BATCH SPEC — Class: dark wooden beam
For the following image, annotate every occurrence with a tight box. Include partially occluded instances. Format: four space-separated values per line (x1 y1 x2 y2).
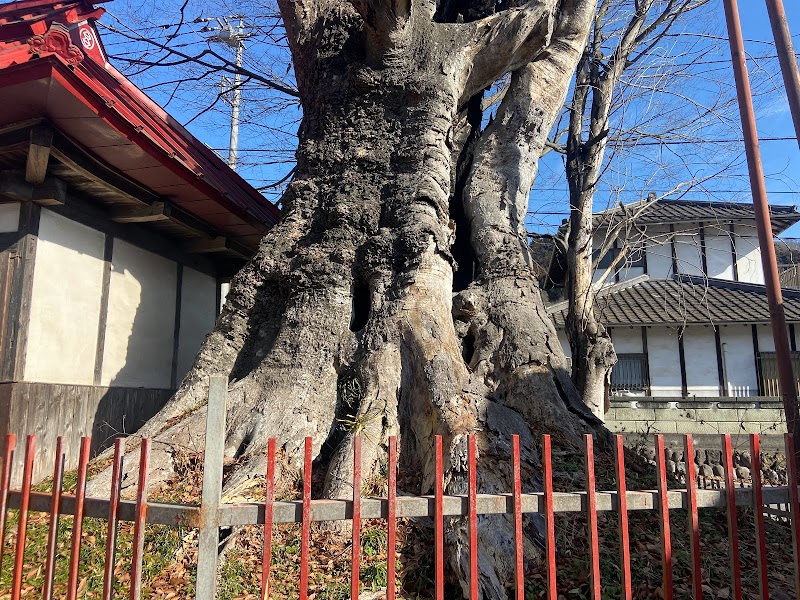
752 324 761 395
49 130 161 207
0 172 32 202
669 224 679 275
0 172 66 206
93 235 114 386
25 125 53 185
699 222 708 276
111 202 171 223
641 326 652 396
0 122 37 152
677 329 688 398
729 223 740 281
1 202 40 381
714 326 726 396
184 236 229 254
31 177 66 206
171 264 183 389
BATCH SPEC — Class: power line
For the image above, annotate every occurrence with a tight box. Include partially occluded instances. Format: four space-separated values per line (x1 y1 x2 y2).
206 137 798 153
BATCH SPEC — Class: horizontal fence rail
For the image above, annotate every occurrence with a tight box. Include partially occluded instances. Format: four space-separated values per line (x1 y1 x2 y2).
3 485 799 526
0 377 799 600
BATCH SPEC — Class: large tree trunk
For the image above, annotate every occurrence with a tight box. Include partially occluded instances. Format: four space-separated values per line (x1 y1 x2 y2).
91 1 601 596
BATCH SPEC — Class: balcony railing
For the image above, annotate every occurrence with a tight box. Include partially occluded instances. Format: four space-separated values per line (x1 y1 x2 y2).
757 351 800 397
611 353 649 394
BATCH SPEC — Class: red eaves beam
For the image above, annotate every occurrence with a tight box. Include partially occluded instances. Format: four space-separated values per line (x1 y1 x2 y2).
0 52 278 237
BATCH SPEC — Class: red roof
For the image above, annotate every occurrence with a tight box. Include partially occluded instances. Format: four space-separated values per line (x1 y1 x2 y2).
0 0 280 250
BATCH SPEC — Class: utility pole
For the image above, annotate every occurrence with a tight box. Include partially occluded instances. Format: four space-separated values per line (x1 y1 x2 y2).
205 18 247 171
723 0 800 456
764 0 800 148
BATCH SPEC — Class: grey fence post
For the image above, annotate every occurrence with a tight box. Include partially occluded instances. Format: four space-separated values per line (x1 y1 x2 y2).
196 376 227 600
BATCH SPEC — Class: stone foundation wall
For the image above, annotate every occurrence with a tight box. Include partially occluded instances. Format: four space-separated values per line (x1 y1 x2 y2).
606 397 786 435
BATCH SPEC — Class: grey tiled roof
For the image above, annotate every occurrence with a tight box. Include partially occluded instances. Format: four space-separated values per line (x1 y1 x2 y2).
594 199 800 235
547 275 800 327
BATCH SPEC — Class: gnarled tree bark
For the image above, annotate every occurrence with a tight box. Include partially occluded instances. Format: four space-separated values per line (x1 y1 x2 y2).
91 1 602 596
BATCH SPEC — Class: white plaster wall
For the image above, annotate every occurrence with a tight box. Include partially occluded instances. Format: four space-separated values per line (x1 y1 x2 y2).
719 325 758 396
735 233 765 284
558 329 571 358
618 265 645 282
101 239 176 388
682 326 719 396
674 234 704 276
609 327 643 353
0 203 20 232
176 268 217 383
646 327 683 397
220 282 230 310
645 241 673 279
705 234 735 280
24 210 105 384
757 324 776 353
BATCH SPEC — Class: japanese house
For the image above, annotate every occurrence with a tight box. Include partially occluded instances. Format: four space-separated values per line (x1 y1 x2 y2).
0 0 280 481
547 198 800 434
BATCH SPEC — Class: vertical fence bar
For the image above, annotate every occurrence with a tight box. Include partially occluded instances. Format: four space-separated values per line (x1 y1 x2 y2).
0 433 17 576
66 436 91 600
684 435 702 600
613 435 632 600
11 435 35 600
750 434 769 600
468 435 478 599
352 436 362 600
435 435 444 600
721 434 743 600
262 438 276 600
300 436 312 600
130 438 150 600
42 436 64 600
387 436 397 600
196 376 227 600
543 434 557 600
584 434 600 600
784 432 800 596
101 438 125 600
655 434 673 600
512 435 524 600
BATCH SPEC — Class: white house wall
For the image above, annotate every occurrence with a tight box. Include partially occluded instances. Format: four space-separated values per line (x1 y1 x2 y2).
558 329 571 358
0 203 20 232
101 239 177 388
646 327 683 397
705 233 735 280
682 326 719 396
674 233 704 276
24 210 105 384
757 324 776 353
719 325 759 396
617 265 645 282
734 226 764 284
609 327 643 353
176 267 217 383
644 240 673 279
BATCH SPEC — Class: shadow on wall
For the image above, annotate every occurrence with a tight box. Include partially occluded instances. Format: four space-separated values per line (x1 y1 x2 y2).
89 243 179 457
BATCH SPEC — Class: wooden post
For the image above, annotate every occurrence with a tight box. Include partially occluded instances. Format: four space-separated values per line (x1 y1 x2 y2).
196 376 227 600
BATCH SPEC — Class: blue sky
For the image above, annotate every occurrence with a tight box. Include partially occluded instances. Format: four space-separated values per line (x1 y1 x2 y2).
530 0 800 237
103 0 800 237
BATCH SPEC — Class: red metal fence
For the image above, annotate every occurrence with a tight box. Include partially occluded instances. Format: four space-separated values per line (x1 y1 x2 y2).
0 378 799 600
